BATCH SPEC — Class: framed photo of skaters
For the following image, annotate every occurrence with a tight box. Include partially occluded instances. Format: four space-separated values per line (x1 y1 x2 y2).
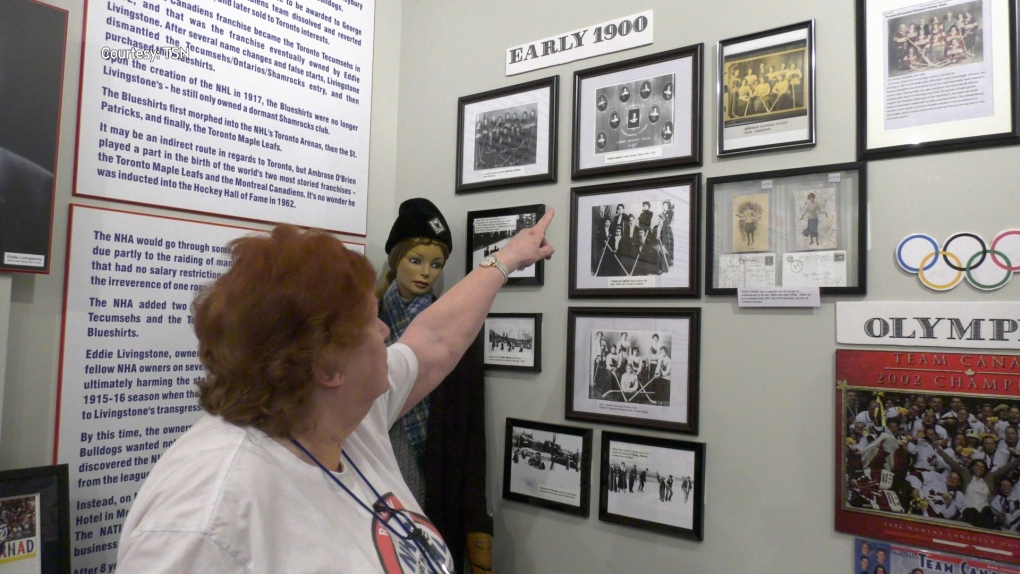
466 204 545 285
571 44 703 179
599 431 705 541
705 162 867 296
502 418 593 517
835 350 1020 564
456 76 558 194
484 313 542 372
717 20 816 156
856 0 1020 160
565 307 700 434
0 464 70 572
569 174 700 298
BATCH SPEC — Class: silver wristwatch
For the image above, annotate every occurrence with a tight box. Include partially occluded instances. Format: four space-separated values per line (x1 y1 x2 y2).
479 255 510 284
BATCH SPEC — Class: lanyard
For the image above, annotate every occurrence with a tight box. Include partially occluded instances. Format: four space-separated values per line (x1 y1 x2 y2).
290 439 453 574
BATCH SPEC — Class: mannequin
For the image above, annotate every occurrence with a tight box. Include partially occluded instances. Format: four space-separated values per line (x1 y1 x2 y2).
378 198 494 574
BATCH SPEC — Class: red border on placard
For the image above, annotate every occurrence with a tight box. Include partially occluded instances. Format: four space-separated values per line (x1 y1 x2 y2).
0 0 70 275
70 0 373 238
835 349 1020 565
52 204 365 462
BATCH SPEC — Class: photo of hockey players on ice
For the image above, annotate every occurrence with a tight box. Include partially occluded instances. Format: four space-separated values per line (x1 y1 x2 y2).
886 1 983 77
842 389 1020 537
605 440 696 530
473 103 539 170
593 74 675 154
508 427 584 506
590 199 675 277
485 314 538 370
589 329 672 406
470 209 541 280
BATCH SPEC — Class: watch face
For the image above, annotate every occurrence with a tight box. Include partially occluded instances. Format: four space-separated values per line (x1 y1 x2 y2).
481 256 495 267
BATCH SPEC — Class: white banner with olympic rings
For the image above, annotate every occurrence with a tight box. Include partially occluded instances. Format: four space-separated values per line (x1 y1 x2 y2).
896 230 1020 291
837 301 1020 349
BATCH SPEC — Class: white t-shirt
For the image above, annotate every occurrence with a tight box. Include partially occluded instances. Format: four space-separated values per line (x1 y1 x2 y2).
117 344 454 573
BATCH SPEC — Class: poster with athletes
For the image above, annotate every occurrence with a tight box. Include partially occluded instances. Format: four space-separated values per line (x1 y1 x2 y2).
0 494 41 573
55 205 362 572
572 45 702 179
717 21 815 155
836 349 1020 565
854 537 1020 574
0 1 68 273
75 0 376 235
598 431 704 540
502 419 592 517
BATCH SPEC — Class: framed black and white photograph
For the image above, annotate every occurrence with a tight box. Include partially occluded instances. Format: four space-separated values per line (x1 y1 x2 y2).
456 76 558 194
0 464 70 573
571 44 703 179
856 0 1020 160
484 313 541 372
599 431 705 541
467 204 545 286
718 20 816 156
569 175 699 298
706 162 868 296
503 418 593 517
565 307 700 434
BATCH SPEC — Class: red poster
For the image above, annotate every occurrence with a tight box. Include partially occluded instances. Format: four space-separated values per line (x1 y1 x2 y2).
836 350 1020 565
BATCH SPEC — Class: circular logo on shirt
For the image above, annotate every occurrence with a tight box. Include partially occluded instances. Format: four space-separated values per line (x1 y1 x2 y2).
372 493 451 574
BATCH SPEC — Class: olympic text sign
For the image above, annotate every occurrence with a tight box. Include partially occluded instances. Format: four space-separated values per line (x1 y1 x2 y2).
837 302 1020 350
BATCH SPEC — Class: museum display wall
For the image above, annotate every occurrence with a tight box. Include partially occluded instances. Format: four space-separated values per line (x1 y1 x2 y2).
3 0 1019 572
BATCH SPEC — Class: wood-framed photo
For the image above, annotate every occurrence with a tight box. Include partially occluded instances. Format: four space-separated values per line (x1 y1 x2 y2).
705 162 867 295
484 313 541 372
503 418 593 517
599 431 705 541
856 0 1020 160
456 76 558 193
467 204 545 285
569 174 700 298
565 307 700 434
836 349 1020 564
0 464 70 572
717 20 816 156
571 44 703 179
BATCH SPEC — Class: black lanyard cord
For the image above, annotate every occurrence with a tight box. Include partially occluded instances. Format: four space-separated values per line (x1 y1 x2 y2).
290 439 452 574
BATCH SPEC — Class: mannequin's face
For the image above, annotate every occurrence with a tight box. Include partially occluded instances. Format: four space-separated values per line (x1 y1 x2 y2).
395 243 446 299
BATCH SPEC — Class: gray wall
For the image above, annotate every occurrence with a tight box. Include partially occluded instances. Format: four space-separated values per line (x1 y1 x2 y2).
3 0 1019 572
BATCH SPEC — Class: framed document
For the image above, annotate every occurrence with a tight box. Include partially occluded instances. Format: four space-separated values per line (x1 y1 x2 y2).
566 306 700 434
571 45 703 179
456 76 558 193
599 431 705 541
857 0 1020 159
466 204 545 286
717 20 816 156
503 418 592 517
484 313 541 372
706 162 867 295
569 174 699 298
0 464 70 573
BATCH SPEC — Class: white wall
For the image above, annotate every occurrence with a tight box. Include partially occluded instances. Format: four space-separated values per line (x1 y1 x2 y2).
392 1 1020 572
4 0 1019 572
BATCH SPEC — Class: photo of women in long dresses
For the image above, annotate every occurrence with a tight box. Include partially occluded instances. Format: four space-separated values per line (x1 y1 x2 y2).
732 193 769 253
795 186 837 251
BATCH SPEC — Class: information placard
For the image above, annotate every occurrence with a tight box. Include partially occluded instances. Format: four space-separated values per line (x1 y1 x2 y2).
74 0 375 234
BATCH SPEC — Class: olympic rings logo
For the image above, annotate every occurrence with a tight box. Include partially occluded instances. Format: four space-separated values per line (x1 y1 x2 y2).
896 230 1020 291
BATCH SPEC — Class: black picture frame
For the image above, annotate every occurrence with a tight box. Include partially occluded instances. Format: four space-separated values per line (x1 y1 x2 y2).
569 174 700 298
456 76 558 194
705 162 868 296
717 20 816 156
484 313 542 372
599 431 705 541
502 418 593 517
571 44 703 179
565 307 700 434
856 0 1020 160
0 464 70 573
466 204 545 286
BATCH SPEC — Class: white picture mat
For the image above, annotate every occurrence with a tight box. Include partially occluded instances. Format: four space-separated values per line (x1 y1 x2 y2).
508 426 584 505
484 316 537 368
606 441 696 529
460 85 552 185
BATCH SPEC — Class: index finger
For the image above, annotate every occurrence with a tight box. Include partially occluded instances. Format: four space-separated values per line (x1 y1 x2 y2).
532 207 555 234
